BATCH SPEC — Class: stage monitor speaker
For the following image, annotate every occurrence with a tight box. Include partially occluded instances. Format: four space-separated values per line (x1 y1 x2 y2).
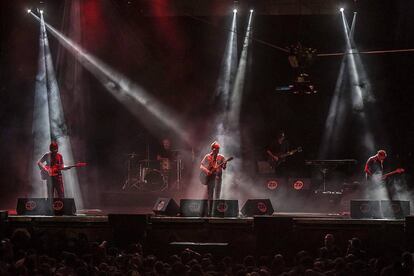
406 216 414 250
211 200 239 217
0 210 8 222
51 198 76 216
380 200 410 219
241 199 274 216
350 200 381 219
16 198 76 216
153 198 179 216
289 178 311 190
180 199 208 217
17 198 51 215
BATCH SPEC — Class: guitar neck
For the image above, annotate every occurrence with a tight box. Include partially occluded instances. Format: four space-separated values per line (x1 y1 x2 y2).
279 150 296 158
383 171 397 178
211 158 232 172
62 165 78 170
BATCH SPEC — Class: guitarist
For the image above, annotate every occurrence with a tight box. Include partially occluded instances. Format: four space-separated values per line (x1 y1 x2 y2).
200 141 227 212
266 131 290 176
364 150 387 183
37 141 65 198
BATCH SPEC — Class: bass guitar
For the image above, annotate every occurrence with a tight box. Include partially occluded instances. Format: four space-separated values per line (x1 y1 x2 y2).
267 147 302 168
40 162 87 180
199 157 233 185
367 168 405 183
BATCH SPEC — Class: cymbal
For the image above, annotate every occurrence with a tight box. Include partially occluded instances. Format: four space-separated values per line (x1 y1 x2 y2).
126 153 140 157
171 148 186 152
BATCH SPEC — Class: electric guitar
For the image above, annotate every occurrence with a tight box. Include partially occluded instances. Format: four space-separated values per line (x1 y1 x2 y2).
367 168 405 183
267 147 302 168
199 157 233 185
40 162 87 180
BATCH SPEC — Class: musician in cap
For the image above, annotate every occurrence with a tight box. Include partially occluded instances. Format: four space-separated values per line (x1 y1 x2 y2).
200 141 228 214
38 141 65 198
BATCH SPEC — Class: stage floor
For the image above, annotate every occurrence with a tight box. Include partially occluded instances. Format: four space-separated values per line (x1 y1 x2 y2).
5 210 406 225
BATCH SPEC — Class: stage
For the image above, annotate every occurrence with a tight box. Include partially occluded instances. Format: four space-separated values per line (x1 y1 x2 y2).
2 211 412 260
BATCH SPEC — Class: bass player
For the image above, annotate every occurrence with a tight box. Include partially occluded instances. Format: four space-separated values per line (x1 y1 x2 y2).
266 130 290 176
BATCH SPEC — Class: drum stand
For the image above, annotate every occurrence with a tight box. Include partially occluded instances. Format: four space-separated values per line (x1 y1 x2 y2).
176 159 183 190
158 159 183 191
122 153 140 190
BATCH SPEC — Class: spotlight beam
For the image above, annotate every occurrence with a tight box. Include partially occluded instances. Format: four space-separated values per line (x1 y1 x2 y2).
220 12 254 198
29 13 191 145
39 13 84 207
215 13 238 108
350 12 357 42
31 13 52 197
186 11 239 199
320 9 376 159
319 56 347 158
228 11 253 126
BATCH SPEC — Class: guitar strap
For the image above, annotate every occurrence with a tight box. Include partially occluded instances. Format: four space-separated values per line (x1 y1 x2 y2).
210 154 216 169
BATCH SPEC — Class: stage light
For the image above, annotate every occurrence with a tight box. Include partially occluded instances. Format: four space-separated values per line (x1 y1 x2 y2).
250 9 254 13
40 10 44 14
233 9 237 13
339 8 344 12
27 9 31 14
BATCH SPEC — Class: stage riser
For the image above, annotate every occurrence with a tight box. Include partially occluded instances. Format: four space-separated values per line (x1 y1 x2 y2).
2 216 411 260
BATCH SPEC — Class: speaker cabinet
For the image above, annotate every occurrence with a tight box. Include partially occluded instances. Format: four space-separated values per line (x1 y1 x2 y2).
17 198 50 215
350 200 381 219
211 200 239 217
241 199 274 216
51 198 76 216
0 210 8 222
380 200 410 219
16 198 76 216
153 198 179 216
180 199 208 217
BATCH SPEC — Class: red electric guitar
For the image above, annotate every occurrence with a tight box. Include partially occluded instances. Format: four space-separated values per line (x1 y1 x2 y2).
40 162 87 180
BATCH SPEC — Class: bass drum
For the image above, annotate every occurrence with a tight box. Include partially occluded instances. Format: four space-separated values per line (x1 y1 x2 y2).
144 169 166 191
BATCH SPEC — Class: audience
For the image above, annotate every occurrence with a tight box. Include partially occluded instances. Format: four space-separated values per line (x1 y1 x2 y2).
0 229 413 275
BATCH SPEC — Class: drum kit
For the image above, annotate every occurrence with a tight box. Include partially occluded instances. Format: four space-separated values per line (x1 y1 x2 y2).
122 152 183 192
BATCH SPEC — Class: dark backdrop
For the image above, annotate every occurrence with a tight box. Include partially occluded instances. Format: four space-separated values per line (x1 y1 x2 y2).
1 0 414 209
